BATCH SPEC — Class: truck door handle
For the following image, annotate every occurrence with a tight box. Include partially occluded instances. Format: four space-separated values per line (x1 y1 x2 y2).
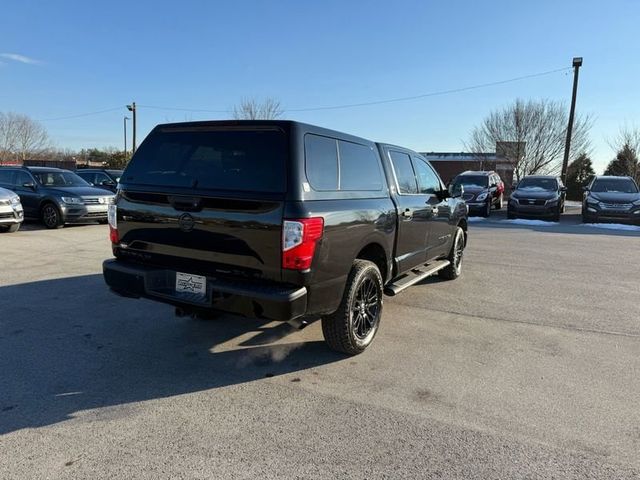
401 208 412 218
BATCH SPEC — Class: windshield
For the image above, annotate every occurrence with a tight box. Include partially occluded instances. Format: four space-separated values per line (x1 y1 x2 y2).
454 175 488 188
591 178 638 193
33 171 90 187
517 177 558 191
123 127 287 193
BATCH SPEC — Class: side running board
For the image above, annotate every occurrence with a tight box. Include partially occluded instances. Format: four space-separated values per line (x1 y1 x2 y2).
384 260 450 296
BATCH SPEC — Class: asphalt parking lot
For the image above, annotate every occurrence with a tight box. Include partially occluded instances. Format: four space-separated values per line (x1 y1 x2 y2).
1 205 639 479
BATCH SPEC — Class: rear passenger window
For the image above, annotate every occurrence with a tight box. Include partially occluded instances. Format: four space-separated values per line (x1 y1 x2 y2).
389 151 418 194
305 134 338 190
338 140 383 191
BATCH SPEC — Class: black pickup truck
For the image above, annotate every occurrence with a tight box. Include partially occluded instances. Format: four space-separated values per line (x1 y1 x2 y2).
103 121 468 354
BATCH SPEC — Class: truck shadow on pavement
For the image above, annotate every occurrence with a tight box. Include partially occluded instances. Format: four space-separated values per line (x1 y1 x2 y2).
0 274 345 435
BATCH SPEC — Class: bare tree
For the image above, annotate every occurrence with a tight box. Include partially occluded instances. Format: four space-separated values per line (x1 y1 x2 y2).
0 112 19 164
232 97 283 120
605 125 640 181
607 125 640 158
0 112 51 164
466 99 591 181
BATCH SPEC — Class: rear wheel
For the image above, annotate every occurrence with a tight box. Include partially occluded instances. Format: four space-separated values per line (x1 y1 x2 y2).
439 227 465 280
321 260 383 355
41 203 64 229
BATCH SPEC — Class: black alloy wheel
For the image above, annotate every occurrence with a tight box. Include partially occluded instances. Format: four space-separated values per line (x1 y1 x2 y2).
42 204 63 229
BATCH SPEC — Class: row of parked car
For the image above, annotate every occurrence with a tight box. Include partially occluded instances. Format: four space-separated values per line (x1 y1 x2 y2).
451 170 640 224
0 167 120 232
1 164 639 235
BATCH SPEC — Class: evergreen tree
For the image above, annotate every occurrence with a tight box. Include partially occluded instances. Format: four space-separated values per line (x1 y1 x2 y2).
566 153 595 200
604 143 639 181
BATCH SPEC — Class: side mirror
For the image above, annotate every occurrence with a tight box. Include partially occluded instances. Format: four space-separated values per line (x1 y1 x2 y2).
101 180 116 187
582 186 589 192
560 186 568 192
23 182 36 190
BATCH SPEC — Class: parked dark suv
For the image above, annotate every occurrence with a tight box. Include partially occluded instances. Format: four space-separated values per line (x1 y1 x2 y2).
451 171 504 217
76 169 123 193
582 176 640 224
103 120 469 355
0 166 115 228
508 175 566 221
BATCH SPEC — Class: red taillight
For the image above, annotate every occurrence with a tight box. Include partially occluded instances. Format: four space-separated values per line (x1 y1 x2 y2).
282 217 324 270
109 225 119 244
108 204 119 244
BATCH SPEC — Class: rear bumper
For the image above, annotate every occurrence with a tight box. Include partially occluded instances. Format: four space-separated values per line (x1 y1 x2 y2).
102 259 308 321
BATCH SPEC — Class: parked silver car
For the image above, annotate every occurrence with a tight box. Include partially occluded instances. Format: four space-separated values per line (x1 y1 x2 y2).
0 186 24 233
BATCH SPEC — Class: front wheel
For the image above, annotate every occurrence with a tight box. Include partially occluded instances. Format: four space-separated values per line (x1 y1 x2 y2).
321 259 383 355
507 209 517 219
0 223 20 233
41 203 64 229
439 227 465 280
481 200 491 217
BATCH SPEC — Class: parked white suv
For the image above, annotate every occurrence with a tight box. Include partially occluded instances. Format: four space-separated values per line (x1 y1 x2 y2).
0 186 24 233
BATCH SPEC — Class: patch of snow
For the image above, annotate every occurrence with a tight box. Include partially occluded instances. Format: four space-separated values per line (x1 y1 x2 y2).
502 219 559 226
582 223 640 232
467 217 487 222
565 200 582 207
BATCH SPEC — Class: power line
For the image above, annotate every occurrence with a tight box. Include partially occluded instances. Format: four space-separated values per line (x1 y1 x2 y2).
286 67 572 112
34 65 572 121
138 104 229 113
39 106 124 121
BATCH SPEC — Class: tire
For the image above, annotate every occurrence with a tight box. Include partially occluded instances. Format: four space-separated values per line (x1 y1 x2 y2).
41 203 64 229
321 259 383 355
481 199 491 217
6 223 20 233
552 206 561 222
495 194 503 210
439 227 465 280
507 209 517 220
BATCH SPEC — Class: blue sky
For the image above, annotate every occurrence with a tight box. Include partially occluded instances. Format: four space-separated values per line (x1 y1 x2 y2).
1 0 638 172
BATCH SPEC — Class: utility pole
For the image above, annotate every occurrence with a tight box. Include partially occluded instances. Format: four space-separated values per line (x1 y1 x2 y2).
561 57 583 183
127 102 137 153
123 116 130 155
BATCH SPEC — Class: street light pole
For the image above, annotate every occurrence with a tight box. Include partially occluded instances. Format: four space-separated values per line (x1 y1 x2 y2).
123 116 130 155
126 102 137 153
561 57 583 183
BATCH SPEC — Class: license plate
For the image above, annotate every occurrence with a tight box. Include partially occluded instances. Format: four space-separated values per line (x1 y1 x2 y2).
175 272 207 297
